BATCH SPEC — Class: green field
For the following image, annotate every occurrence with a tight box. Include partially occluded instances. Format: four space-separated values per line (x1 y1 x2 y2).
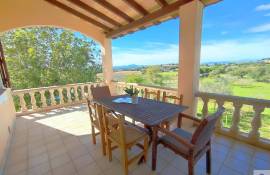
232 82 270 99
118 70 270 139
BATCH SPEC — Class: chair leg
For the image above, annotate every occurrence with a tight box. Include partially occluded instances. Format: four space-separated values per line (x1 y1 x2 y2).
107 139 112 161
100 131 107 156
206 149 211 174
143 136 149 162
188 158 194 175
121 147 129 175
91 125 96 144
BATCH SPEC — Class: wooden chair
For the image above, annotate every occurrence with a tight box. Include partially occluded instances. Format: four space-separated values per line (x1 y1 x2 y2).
144 88 160 101
162 91 183 105
152 107 225 175
103 108 149 175
86 99 100 145
89 85 112 155
161 92 184 129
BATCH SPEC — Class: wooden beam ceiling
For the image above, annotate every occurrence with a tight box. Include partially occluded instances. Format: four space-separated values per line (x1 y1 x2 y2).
45 0 219 39
107 0 192 38
67 0 121 27
124 0 149 16
155 0 168 7
94 0 134 23
45 0 112 31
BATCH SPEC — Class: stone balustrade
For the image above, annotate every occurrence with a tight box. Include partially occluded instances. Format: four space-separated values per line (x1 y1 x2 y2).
12 82 104 116
11 81 270 150
114 82 270 150
196 91 270 150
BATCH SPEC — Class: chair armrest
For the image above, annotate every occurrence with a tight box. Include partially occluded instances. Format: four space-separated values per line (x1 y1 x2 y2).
180 113 201 124
157 126 194 149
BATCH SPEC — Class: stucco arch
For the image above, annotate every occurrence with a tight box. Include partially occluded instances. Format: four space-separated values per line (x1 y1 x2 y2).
0 0 106 47
0 0 113 88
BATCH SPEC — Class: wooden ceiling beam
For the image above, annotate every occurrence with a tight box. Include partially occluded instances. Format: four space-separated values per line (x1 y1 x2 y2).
124 0 148 16
45 0 112 31
94 0 134 23
107 0 191 38
67 0 121 27
155 0 168 7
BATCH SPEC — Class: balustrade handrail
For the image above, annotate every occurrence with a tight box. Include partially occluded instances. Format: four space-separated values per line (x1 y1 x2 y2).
196 91 270 107
12 82 102 94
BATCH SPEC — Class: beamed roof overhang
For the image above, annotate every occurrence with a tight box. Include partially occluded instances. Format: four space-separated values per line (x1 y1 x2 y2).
44 0 221 39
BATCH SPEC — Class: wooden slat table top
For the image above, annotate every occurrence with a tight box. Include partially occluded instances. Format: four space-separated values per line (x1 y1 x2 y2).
94 95 188 126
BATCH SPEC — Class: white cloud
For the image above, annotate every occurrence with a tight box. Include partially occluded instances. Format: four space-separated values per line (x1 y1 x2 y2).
265 13 270 16
112 43 179 66
255 3 270 11
201 38 270 62
112 37 270 66
247 23 270 33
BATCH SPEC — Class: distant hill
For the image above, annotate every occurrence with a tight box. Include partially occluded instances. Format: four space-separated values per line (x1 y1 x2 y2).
113 58 270 71
113 64 146 71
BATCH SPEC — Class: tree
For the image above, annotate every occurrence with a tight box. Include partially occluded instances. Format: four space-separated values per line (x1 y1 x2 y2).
1 27 101 89
144 66 165 86
200 77 232 95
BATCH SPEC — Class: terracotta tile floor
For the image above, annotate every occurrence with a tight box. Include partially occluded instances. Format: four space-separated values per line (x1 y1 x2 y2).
4 105 270 175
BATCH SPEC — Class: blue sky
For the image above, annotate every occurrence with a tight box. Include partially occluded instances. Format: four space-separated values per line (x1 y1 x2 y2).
112 0 270 66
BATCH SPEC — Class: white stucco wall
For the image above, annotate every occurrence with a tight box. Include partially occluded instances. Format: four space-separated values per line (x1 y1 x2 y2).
0 89 16 175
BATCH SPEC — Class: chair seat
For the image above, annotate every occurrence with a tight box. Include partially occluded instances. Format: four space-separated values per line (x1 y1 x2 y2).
92 116 119 130
109 125 148 145
159 128 192 156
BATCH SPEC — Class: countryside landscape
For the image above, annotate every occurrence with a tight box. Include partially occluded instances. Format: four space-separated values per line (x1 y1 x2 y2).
111 59 270 139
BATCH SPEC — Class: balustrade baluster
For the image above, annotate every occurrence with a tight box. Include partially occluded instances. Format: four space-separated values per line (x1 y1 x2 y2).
58 88 64 104
230 102 243 134
49 89 56 106
66 87 72 103
216 100 225 129
40 90 47 108
201 97 209 118
77 86 82 101
30 92 37 110
19 93 27 112
73 86 79 102
248 105 265 141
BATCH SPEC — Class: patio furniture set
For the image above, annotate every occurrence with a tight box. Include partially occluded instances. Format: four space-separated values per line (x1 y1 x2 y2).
87 85 225 175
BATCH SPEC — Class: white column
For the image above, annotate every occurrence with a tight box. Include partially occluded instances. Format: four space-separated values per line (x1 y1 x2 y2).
102 38 115 94
178 0 204 117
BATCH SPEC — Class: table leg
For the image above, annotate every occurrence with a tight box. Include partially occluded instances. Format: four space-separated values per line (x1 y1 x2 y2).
151 126 158 171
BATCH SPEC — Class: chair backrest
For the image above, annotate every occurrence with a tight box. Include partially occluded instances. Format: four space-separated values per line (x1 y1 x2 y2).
162 92 183 105
103 110 126 145
144 88 160 101
91 86 111 99
86 99 98 122
191 107 225 152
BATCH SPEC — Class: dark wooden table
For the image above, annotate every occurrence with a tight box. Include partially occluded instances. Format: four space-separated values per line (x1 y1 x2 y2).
94 95 188 169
